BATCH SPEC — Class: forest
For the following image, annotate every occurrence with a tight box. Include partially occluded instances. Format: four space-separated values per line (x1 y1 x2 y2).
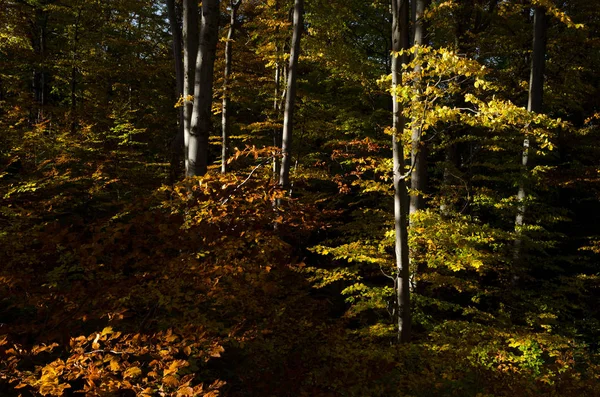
1 0 600 395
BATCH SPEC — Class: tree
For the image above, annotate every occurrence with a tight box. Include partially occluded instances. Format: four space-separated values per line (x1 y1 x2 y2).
514 5 547 264
391 0 411 343
167 0 184 181
221 0 242 174
183 0 199 172
409 0 430 216
278 0 304 190
188 0 221 177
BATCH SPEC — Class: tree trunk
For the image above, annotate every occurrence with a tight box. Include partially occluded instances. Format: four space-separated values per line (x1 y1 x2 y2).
167 0 185 182
183 0 199 169
272 0 282 181
222 1 241 174
32 7 49 123
278 0 304 190
187 0 220 177
273 62 282 181
391 0 411 344
514 6 547 263
70 8 81 134
409 0 429 217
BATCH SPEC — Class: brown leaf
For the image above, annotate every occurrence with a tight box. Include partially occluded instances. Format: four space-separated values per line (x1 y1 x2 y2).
163 375 179 387
176 386 194 397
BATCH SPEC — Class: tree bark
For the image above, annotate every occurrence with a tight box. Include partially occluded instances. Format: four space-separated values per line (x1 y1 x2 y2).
167 0 185 182
273 62 282 181
409 0 429 217
187 0 220 177
278 0 304 190
391 0 411 343
221 0 241 174
514 6 547 262
183 0 199 169
272 0 282 182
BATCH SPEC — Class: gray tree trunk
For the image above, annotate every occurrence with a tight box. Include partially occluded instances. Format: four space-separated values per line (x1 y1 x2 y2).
409 0 429 217
278 0 304 190
167 0 185 182
514 6 547 262
183 0 199 169
273 62 281 181
391 0 411 344
221 1 241 174
187 0 220 177
272 0 282 181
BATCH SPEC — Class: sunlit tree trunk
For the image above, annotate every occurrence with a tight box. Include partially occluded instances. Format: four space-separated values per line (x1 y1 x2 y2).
272 0 282 181
278 0 304 190
188 0 220 177
514 6 547 263
409 0 429 217
167 0 184 182
183 0 199 170
391 0 411 343
273 61 281 180
222 0 241 174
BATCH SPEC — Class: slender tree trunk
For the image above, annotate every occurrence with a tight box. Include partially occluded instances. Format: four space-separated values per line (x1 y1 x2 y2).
183 0 199 170
167 0 185 182
70 8 81 134
391 0 411 344
222 1 241 174
514 6 547 262
188 0 220 177
32 8 48 123
409 0 429 217
278 0 304 190
273 62 282 180
272 0 282 181
439 144 457 216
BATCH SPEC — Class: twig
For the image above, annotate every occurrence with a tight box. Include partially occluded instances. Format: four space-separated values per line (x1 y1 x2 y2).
85 349 126 355
221 161 267 205
379 265 395 281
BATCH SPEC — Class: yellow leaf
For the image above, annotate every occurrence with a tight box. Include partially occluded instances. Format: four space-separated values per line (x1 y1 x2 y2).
210 345 224 358
109 359 120 372
177 386 194 397
124 366 142 379
472 260 484 270
140 387 154 396
92 333 100 350
164 360 182 376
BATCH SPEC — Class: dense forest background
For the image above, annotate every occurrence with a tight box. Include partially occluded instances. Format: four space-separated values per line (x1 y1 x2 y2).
2 0 600 395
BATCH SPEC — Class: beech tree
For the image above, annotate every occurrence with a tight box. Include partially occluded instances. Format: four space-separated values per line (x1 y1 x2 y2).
221 0 242 174
391 0 411 343
514 5 547 263
182 0 198 171
166 0 184 181
278 0 304 190
188 0 221 177
409 0 429 216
